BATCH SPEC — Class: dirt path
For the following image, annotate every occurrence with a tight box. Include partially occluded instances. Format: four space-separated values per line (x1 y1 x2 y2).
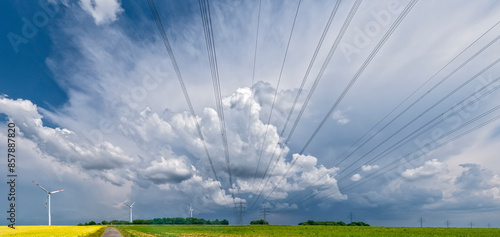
101 227 123 237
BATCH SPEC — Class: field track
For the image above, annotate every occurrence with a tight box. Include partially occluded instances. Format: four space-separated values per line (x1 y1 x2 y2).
102 227 123 237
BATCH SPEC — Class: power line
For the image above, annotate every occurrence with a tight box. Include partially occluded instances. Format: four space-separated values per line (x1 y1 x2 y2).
252 0 302 186
348 212 355 223
198 0 235 202
341 106 500 193
260 207 270 222
146 0 229 208
234 201 246 225
336 76 500 184
249 0 361 210
283 23 500 205
330 18 500 169
292 91 500 204
259 0 419 208
245 0 262 160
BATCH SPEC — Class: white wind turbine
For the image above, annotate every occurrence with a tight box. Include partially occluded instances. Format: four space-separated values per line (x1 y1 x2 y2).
32 180 64 226
189 204 193 218
124 202 135 223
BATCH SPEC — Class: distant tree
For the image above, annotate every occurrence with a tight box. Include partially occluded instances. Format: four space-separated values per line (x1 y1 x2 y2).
133 219 149 225
77 223 83 226
298 220 354 226
174 217 187 225
347 221 370 226
110 220 132 225
221 219 229 225
250 219 269 225
88 221 97 225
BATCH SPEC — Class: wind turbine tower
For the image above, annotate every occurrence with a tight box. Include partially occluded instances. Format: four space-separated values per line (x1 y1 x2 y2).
189 205 193 218
124 202 135 223
32 180 64 226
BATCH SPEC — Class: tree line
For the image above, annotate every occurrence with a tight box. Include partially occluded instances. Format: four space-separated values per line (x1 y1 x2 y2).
78 217 229 226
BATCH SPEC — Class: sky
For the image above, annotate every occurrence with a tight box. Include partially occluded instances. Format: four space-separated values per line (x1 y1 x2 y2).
1 0 500 227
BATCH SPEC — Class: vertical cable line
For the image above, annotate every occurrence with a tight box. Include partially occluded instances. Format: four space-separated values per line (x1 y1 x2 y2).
257 0 419 208
283 19 500 205
244 0 262 160
252 0 303 186
146 0 229 208
198 0 235 202
249 0 361 209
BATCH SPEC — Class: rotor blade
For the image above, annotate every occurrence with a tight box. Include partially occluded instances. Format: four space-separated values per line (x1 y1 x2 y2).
32 180 48 193
50 189 64 194
123 203 131 207
130 202 135 207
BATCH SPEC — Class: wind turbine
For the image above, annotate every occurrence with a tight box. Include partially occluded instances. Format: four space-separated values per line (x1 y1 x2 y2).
189 204 193 218
32 180 64 226
124 202 135 223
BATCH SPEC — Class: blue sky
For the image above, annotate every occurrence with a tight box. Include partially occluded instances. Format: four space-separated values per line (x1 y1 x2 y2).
1 0 500 227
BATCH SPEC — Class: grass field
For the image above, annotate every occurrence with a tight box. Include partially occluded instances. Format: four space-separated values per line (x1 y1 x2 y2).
115 225 500 237
0 226 106 237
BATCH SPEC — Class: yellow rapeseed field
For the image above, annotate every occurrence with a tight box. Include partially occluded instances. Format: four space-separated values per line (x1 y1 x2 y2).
0 226 106 237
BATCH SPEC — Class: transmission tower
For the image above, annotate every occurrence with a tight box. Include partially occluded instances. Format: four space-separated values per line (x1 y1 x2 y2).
260 207 270 222
348 212 355 223
235 201 246 225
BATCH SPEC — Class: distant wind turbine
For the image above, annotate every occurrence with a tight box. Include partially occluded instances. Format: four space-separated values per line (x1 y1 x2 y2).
189 204 193 218
32 180 64 226
124 202 135 222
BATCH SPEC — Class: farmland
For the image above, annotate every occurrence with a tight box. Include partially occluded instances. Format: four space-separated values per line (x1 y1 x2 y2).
0 226 105 237
115 225 500 237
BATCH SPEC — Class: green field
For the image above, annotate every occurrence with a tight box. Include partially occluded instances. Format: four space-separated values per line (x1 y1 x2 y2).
115 225 500 237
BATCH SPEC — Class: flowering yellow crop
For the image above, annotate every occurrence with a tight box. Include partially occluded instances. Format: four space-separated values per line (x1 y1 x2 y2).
0 226 106 237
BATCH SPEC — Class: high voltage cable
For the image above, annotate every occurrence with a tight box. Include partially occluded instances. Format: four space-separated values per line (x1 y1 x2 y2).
252 0 303 186
296 56 500 205
254 0 344 193
198 0 235 202
248 0 360 209
146 0 229 208
337 78 500 183
329 18 500 168
255 0 419 209
330 24 500 170
333 56 500 180
342 106 500 193
283 20 500 206
296 106 500 205
287 75 500 205
244 0 262 160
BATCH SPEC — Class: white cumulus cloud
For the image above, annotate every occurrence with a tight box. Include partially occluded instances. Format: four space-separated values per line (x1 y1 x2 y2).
79 0 123 25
